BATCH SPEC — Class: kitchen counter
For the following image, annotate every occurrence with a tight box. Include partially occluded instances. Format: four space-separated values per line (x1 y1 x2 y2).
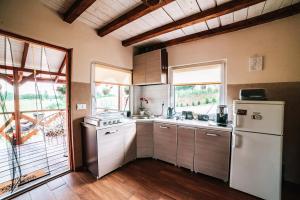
133 118 232 132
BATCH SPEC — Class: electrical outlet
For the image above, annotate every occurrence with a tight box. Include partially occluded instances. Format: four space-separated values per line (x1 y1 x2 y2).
76 103 87 110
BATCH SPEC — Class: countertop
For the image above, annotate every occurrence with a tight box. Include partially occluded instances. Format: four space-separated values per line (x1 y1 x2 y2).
133 118 232 132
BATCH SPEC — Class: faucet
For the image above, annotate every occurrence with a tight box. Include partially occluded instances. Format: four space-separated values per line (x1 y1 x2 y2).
161 101 165 117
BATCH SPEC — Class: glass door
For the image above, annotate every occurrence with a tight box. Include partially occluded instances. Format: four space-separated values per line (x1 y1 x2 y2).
0 35 71 198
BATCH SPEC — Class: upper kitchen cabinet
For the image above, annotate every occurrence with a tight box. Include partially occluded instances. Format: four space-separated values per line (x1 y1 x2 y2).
133 49 168 85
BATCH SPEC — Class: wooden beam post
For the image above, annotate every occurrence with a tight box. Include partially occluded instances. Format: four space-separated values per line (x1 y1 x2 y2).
13 70 21 145
55 55 66 83
0 73 14 85
139 3 300 53
0 64 66 77
21 42 29 69
122 0 265 46
64 0 96 23
97 0 175 37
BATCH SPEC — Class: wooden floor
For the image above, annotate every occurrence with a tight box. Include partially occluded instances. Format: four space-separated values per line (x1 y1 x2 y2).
11 159 300 200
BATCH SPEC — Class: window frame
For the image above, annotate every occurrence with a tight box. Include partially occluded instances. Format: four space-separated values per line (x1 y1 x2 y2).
169 60 227 114
91 62 132 115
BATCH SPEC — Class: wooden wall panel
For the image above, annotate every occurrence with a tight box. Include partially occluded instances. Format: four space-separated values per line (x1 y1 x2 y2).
71 82 91 170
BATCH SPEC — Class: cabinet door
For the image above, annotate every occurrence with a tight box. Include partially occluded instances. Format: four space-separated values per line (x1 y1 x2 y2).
123 123 137 164
133 63 146 85
194 129 231 181
177 126 195 170
136 122 153 158
153 122 177 164
133 54 146 85
97 127 124 178
146 55 162 84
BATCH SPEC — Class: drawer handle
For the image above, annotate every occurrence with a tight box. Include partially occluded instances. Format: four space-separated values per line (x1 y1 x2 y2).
105 130 118 135
159 126 169 129
205 133 219 137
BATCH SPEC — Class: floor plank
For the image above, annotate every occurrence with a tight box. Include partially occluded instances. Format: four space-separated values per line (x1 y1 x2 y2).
11 159 300 200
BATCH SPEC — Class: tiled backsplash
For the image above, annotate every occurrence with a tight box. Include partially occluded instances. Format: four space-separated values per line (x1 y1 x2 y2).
133 84 170 117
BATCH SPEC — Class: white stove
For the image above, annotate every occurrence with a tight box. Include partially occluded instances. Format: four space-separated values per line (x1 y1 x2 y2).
84 112 125 128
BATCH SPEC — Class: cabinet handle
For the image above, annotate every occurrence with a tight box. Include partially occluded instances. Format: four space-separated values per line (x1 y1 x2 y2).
205 133 219 137
105 130 118 135
159 126 169 129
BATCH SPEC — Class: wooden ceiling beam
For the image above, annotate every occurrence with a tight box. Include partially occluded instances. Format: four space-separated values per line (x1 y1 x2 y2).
64 0 96 23
97 0 175 37
123 0 265 46
139 3 300 53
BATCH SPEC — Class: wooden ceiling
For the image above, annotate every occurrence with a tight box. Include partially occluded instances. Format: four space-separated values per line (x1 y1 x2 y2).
42 0 300 52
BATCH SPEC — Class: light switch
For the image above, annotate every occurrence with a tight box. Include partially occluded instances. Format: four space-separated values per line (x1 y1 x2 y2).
76 103 87 110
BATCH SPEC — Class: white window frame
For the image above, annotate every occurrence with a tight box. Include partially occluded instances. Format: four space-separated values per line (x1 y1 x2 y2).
90 62 133 115
169 60 227 113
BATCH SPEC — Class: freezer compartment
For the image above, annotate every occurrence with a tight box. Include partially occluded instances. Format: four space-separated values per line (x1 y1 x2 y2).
230 130 283 200
233 101 284 135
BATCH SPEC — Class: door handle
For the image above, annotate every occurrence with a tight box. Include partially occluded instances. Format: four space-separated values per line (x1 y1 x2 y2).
235 114 241 128
232 133 241 148
159 126 169 129
205 133 219 137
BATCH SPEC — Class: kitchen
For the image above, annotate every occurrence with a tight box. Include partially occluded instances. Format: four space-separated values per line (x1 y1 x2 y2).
0 0 299 200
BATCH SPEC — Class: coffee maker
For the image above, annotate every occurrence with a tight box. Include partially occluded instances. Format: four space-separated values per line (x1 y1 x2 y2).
216 105 228 126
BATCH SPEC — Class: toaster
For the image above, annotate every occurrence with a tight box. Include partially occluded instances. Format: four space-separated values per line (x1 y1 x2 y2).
239 88 267 100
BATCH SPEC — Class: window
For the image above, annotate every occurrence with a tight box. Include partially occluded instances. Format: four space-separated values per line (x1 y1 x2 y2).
92 63 131 113
171 62 225 115
95 84 130 112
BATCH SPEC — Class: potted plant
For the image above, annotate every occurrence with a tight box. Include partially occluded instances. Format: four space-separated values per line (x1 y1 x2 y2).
139 97 149 116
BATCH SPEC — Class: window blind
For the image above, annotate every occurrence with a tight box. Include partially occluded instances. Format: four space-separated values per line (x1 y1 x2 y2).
172 63 223 85
94 64 132 85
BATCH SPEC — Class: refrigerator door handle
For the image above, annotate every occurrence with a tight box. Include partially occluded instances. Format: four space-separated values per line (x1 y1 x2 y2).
235 114 241 128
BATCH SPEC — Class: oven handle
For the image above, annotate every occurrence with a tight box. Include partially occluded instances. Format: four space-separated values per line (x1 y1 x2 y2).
105 130 119 135
205 133 219 137
159 125 169 129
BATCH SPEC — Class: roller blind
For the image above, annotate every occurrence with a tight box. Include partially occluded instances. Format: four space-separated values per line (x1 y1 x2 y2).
94 64 132 85
172 63 223 85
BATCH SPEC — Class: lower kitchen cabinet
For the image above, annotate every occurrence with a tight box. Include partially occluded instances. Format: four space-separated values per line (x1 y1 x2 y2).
136 122 154 158
97 126 124 178
153 122 177 165
194 128 231 181
177 126 195 171
124 123 137 164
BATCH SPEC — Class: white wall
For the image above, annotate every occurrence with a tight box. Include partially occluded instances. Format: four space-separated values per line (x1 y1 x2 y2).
167 14 300 85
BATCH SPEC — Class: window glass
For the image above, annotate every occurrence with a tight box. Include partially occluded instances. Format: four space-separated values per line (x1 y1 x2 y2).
19 82 66 111
120 85 130 111
174 85 220 115
172 62 224 115
95 84 119 111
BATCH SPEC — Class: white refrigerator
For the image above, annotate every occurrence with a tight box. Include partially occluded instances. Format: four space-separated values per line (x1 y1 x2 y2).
230 100 284 200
